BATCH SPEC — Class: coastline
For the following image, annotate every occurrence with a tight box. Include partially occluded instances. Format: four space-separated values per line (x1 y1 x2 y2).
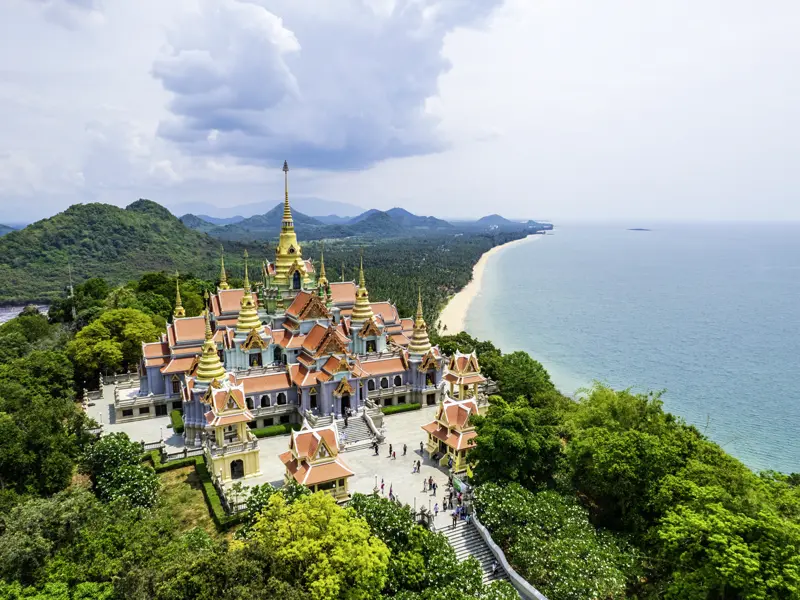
438 234 540 334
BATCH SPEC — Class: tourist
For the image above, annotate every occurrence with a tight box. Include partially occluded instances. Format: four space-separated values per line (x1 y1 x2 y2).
388 443 393 457
417 459 421 472
381 479 385 495
403 443 407 456
434 503 439 517
389 484 393 500
392 451 396 460
428 475 433 490
433 482 437 495
419 441 423 455
451 511 458 528
491 561 499 576
373 442 379 455
344 414 348 428
423 478 427 492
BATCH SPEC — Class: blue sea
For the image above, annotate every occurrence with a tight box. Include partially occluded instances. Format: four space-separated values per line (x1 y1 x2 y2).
466 223 800 474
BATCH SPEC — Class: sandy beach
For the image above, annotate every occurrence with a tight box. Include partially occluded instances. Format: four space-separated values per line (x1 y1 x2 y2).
438 234 540 334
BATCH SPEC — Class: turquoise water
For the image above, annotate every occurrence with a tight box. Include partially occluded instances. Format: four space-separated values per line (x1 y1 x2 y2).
466 223 800 473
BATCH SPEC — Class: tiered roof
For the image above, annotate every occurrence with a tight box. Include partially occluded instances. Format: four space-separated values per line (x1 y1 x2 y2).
279 422 354 487
421 397 479 451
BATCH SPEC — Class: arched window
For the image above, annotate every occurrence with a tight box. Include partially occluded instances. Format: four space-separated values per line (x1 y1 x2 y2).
260 395 270 408
171 375 180 394
273 346 282 363
367 379 376 391
246 397 254 410
293 271 301 290
380 377 389 389
277 392 287 405
394 375 402 387
310 388 318 410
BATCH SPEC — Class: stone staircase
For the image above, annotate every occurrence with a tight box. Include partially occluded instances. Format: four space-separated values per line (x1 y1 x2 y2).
335 414 376 452
438 520 508 585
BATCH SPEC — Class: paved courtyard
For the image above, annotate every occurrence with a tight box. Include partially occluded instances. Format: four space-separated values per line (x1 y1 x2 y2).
89 389 458 529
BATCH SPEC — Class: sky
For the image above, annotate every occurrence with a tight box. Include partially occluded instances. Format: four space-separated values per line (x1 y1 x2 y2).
0 0 799 224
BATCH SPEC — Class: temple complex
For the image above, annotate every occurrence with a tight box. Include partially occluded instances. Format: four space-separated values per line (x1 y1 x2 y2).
125 161 490 482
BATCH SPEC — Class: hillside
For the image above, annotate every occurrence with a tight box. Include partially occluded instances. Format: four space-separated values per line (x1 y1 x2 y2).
166 196 364 219
0 224 14 237
458 214 553 232
0 200 245 304
196 214 245 226
385 207 452 230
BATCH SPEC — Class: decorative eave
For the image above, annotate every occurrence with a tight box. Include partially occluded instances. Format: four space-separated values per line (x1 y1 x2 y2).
334 378 354 397
241 327 267 351
357 317 382 339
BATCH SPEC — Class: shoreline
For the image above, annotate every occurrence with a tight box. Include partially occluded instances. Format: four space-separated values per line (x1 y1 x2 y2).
438 234 541 334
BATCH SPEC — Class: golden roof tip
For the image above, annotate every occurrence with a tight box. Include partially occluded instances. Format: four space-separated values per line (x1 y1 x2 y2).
219 246 230 289
243 249 250 291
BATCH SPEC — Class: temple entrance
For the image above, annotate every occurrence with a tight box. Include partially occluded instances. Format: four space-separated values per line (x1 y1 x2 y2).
341 393 351 413
249 353 262 367
273 346 282 363
293 271 301 290
310 392 318 410
366 340 376 353
230 460 244 480
171 375 180 394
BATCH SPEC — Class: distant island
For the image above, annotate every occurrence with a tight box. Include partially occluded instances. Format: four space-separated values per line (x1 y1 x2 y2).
628 228 652 231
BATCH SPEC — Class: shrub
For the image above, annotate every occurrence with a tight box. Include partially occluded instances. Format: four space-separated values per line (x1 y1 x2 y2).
195 459 242 531
381 403 421 415
82 433 159 508
170 409 184 434
251 423 300 438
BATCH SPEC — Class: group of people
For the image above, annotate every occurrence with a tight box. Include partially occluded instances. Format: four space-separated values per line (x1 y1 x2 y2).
450 503 470 528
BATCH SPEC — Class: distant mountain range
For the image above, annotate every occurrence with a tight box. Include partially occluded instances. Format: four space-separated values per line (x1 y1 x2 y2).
0 224 14 237
181 205 549 242
166 196 365 220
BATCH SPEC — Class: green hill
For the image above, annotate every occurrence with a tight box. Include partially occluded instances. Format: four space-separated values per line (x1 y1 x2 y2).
0 200 245 304
0 224 14 237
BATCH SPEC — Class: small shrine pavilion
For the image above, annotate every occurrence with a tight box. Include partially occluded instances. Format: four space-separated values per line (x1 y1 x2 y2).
279 421 354 501
421 396 479 473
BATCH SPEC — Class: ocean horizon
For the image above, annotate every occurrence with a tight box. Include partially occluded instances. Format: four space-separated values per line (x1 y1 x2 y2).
465 222 800 474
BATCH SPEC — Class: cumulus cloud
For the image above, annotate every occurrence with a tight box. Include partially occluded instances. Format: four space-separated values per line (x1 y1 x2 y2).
152 0 503 170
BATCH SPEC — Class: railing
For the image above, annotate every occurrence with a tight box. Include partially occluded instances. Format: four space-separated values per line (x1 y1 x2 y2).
233 363 287 376
141 440 163 452
368 384 411 399
103 372 138 385
163 447 204 462
362 409 384 443
115 379 139 391
205 439 259 458
115 391 168 408
472 514 549 600
247 404 295 417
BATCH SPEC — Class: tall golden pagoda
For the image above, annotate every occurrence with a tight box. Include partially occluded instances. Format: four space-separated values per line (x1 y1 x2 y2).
218 248 230 290
408 288 432 355
195 310 227 383
236 250 262 334
351 253 374 323
173 272 186 319
272 161 309 290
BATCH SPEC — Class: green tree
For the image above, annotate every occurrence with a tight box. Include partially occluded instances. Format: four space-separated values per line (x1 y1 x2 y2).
491 351 554 401
81 433 159 508
469 404 563 488
248 492 390 600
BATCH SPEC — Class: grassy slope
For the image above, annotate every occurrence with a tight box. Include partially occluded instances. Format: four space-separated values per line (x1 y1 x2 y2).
0 200 246 304
158 466 220 538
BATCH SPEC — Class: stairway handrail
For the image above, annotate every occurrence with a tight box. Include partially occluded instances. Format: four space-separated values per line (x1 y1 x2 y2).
471 514 549 600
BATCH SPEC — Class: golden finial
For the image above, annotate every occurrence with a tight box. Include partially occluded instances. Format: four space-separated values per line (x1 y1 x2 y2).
196 309 227 383
219 246 230 290
358 248 366 288
173 271 186 319
351 249 373 323
204 309 212 340
282 160 293 230
243 249 250 292
341 262 345 282
408 285 431 355
416 286 424 320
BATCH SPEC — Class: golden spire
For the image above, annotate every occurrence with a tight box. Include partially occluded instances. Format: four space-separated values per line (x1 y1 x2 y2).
236 249 261 334
195 310 226 383
243 249 251 292
219 247 230 290
282 160 294 231
351 250 374 323
318 243 328 288
408 286 431 355
173 272 186 319
341 262 345 282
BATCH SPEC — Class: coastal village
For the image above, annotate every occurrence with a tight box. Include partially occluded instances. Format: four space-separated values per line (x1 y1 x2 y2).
88 163 514 587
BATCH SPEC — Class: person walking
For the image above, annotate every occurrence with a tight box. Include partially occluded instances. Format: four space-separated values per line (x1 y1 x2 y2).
403 443 407 456
451 510 458 529
433 482 437 496
419 441 423 455
389 484 393 500
392 451 396 460
344 414 348 428
434 503 439 517
423 478 427 492
388 443 393 457
380 479 385 495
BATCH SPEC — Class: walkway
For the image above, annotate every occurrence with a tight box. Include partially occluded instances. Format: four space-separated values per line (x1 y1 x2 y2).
438 520 508 584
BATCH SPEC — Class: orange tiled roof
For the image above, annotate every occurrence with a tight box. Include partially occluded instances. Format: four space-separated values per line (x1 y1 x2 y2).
143 341 169 358
144 356 168 368
286 291 313 317
390 333 411 347
217 289 246 313
204 411 251 426
173 345 203 356
301 323 328 352
160 356 198 374
361 356 406 376
370 302 398 325
173 317 206 343
400 318 414 332
422 422 478 451
237 372 292 394
329 282 356 304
